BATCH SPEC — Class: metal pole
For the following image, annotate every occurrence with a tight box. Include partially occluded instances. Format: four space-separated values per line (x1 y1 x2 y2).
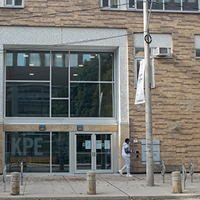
3 164 6 192
143 0 154 186
21 161 23 186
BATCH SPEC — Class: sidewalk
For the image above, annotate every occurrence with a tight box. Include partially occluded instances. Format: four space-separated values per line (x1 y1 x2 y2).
0 173 200 200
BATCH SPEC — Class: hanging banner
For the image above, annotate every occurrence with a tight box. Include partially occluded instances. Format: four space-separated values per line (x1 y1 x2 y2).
135 59 145 105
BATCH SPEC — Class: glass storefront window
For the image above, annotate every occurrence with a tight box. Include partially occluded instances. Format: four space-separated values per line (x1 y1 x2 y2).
5 132 50 173
6 51 114 118
5 132 69 173
52 132 69 172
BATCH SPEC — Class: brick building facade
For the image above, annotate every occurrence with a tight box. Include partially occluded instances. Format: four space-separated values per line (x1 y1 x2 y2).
0 0 200 174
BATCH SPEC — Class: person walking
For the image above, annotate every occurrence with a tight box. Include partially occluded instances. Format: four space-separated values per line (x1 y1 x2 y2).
118 138 133 177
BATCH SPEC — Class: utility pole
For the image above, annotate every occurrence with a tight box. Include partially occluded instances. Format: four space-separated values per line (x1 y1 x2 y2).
143 0 154 186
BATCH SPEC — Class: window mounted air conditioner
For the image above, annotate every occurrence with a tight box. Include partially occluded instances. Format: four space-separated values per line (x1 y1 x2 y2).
156 47 169 57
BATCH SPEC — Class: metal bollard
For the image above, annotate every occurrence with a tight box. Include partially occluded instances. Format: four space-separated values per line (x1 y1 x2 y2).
10 172 20 195
172 171 182 193
182 163 187 189
87 171 96 195
161 160 166 183
21 161 23 185
189 160 194 182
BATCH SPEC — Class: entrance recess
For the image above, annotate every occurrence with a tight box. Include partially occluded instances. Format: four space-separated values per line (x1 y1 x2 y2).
75 133 112 173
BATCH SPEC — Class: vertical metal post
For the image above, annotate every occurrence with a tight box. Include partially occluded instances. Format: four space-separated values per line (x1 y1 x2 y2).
161 160 166 183
21 161 23 185
182 163 187 189
143 0 154 186
189 160 194 183
3 164 6 192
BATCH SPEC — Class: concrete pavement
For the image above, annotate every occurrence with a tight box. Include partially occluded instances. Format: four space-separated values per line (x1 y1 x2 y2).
0 173 200 200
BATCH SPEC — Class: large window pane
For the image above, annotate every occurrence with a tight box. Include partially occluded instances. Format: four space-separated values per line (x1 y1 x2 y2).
5 132 50 173
52 132 69 172
6 51 50 81
165 0 181 10
52 52 68 98
6 83 50 117
100 53 113 81
70 53 99 81
51 100 68 117
70 83 99 117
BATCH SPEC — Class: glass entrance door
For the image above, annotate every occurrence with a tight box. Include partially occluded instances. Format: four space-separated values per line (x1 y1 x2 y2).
75 133 112 173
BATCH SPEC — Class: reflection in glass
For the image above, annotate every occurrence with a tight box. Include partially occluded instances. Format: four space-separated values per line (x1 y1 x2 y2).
52 100 68 117
183 0 198 10
100 53 113 81
15 0 22 5
196 49 200 57
6 0 12 5
129 0 135 8
103 0 108 6
30 53 41 67
6 83 50 117
137 0 143 9
165 0 181 10
5 132 50 173
17 53 26 66
70 53 99 81
96 134 111 170
110 0 117 8
6 53 13 67
70 83 99 117
152 0 163 9
76 134 91 170
52 132 69 172
6 51 50 80
100 84 113 117
52 52 68 98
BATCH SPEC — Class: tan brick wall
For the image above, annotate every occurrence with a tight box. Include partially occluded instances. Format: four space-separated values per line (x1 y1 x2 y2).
1 0 200 173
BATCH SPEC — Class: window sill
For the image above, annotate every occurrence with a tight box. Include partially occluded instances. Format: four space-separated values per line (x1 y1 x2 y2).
100 7 200 14
1 5 24 8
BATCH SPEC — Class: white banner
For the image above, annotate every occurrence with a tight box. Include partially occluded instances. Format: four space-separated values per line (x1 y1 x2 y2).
135 59 145 105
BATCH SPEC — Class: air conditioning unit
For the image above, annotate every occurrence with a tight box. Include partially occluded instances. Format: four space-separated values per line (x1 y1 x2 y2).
156 47 169 57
